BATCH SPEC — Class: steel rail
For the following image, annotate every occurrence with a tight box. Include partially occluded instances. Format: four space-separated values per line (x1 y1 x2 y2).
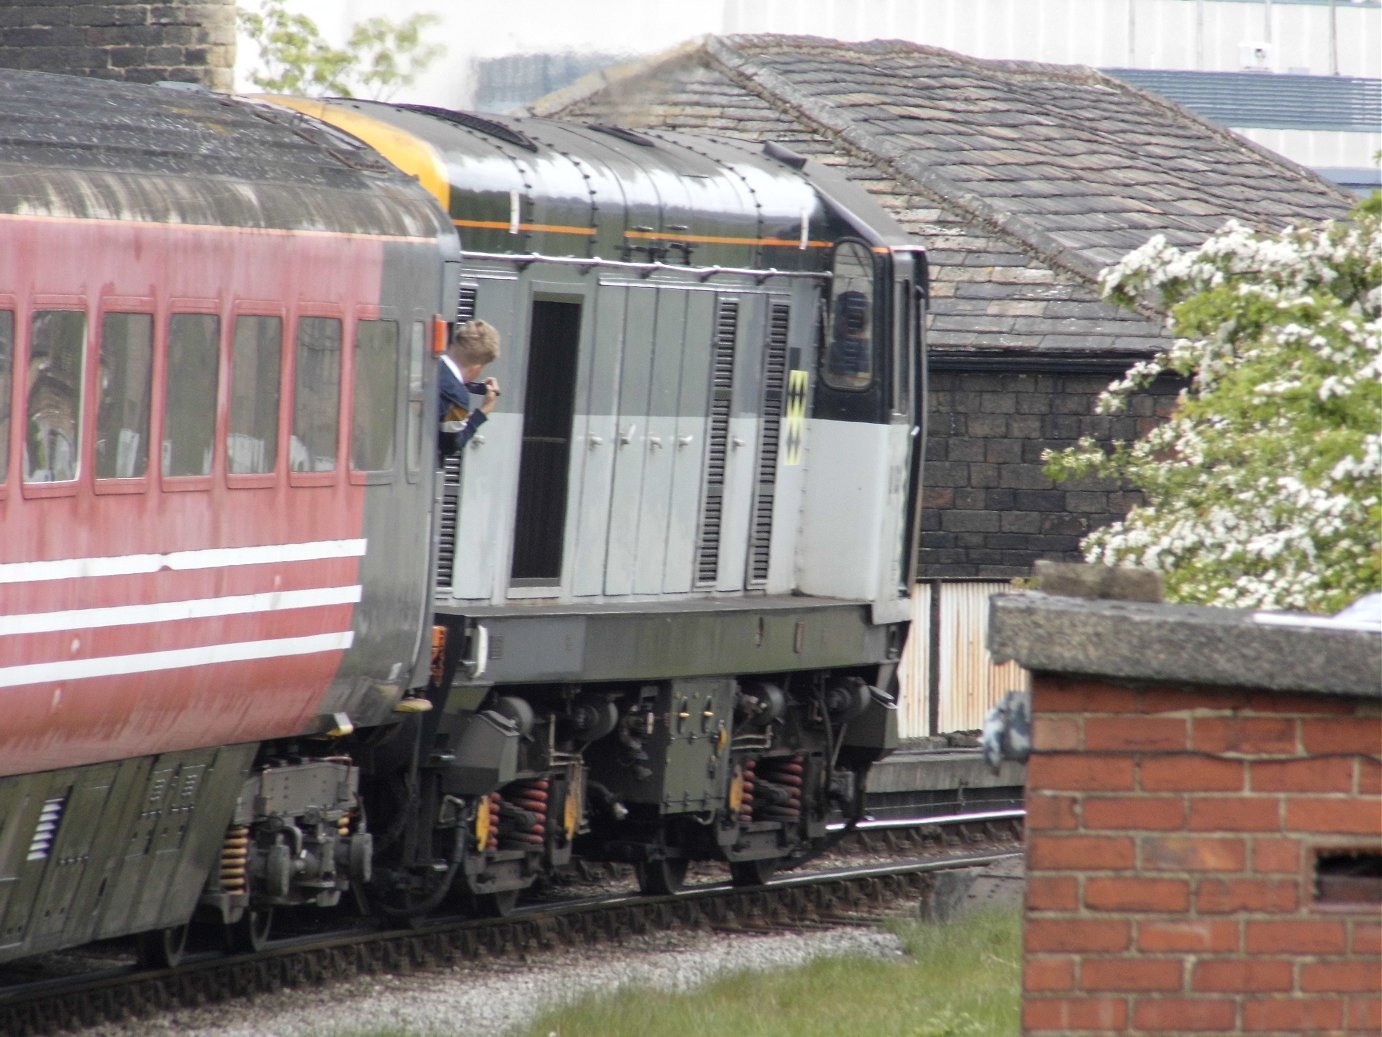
829 808 1026 833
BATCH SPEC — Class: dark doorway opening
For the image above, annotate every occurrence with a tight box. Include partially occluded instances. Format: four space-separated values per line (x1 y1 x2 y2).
511 299 580 584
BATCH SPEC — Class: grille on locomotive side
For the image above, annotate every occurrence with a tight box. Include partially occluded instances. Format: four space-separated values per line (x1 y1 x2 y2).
695 298 739 587
747 303 790 587
434 286 479 596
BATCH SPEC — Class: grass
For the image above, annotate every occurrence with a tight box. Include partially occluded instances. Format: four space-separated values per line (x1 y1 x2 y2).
326 907 1021 1037
512 906 1022 1037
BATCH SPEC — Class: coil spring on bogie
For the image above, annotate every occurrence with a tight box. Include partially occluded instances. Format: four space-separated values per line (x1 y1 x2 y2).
220 824 249 894
485 792 501 852
753 756 804 821
739 759 756 823
498 778 548 850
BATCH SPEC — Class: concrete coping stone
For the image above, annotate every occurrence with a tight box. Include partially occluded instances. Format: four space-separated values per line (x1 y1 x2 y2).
989 590 1382 698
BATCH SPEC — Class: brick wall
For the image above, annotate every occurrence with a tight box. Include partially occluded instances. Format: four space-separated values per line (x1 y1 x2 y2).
0 2 236 90
922 369 1180 578
1024 679 1380 1034
991 588 1382 1037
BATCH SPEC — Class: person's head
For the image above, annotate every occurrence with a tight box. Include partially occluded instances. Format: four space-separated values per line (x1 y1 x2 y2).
450 320 500 373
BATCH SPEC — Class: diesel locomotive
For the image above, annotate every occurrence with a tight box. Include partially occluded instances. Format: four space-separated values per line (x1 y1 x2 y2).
0 68 925 966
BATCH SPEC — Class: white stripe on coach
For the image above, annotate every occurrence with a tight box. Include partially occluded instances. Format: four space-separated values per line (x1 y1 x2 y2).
0 586 363 636
0 631 356 688
0 539 368 586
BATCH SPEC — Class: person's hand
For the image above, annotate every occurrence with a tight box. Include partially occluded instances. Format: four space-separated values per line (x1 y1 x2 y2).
478 377 501 415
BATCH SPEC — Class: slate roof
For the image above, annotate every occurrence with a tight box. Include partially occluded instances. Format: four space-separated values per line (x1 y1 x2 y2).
529 35 1354 362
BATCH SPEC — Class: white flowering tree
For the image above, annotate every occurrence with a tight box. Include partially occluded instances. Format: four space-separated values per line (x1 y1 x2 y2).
1045 197 1381 613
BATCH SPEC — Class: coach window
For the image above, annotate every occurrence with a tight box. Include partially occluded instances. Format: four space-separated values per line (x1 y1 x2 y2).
0 310 12 482
229 315 282 475
163 314 219 478
24 310 86 483
405 320 426 479
351 319 399 475
292 317 341 473
96 313 153 480
822 241 875 391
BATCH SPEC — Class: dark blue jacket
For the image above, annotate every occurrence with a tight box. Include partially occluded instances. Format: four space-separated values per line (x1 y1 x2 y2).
438 359 487 455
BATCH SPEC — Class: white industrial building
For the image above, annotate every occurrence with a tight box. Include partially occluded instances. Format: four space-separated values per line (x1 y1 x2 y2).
242 0 1380 184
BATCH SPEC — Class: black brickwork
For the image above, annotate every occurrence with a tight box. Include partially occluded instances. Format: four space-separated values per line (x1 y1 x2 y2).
0 1 236 90
920 369 1181 578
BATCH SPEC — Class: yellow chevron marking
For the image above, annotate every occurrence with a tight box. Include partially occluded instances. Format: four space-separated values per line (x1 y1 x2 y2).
255 96 451 213
784 369 808 466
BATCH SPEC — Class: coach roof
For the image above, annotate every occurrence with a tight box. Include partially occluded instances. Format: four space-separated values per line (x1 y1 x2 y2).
0 69 450 240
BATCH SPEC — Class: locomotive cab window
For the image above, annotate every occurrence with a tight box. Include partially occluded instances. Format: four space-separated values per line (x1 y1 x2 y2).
351 319 400 475
96 313 153 481
291 316 341 474
228 315 282 476
893 277 911 418
25 310 86 483
822 241 876 391
163 314 219 479
0 310 12 483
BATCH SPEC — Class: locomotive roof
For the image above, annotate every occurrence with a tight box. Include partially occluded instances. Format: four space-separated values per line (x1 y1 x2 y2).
0 69 451 240
275 96 910 270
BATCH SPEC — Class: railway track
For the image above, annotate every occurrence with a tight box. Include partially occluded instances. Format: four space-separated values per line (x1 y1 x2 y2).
1 810 1023 1037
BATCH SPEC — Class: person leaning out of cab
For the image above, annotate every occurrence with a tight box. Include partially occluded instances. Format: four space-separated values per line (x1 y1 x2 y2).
438 319 501 457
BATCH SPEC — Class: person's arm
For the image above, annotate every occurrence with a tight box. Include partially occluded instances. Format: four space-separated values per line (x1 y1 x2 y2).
452 378 499 451
452 407 487 450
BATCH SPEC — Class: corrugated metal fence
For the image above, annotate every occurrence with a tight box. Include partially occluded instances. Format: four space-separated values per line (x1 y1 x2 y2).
897 580 1030 738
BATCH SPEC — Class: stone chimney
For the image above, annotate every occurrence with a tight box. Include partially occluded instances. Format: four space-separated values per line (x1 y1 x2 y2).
0 1 237 91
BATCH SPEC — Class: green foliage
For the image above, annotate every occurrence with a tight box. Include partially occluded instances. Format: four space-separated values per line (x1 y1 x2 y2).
239 0 443 99
1046 200 1382 612
510 907 1022 1037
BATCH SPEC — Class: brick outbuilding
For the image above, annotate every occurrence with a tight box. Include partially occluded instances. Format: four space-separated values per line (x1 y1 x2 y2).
991 585 1381 1035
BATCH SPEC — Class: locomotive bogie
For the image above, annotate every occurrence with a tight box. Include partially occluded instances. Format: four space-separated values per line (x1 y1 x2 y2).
413 661 899 881
204 758 371 918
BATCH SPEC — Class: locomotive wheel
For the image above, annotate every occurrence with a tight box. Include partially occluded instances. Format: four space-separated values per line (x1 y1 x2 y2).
136 921 191 969
729 857 777 887
470 888 520 918
634 857 688 896
229 907 274 953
